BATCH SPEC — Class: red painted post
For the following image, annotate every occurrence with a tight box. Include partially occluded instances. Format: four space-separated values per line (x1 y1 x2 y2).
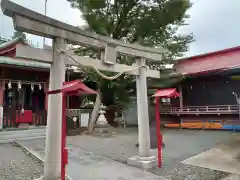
61 93 67 180
0 80 4 106
155 97 162 168
44 83 49 111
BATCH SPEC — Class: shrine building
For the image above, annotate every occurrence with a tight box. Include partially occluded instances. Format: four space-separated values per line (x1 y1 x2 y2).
0 37 85 128
4 36 240 132
161 46 240 131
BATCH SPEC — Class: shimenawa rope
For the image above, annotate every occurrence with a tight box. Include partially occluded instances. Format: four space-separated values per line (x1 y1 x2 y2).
57 49 147 80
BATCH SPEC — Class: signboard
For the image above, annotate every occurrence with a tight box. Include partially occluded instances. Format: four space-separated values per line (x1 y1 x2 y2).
80 113 89 127
0 106 3 129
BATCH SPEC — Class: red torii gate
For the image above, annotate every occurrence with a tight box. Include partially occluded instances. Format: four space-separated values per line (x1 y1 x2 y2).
152 88 179 168
47 80 97 180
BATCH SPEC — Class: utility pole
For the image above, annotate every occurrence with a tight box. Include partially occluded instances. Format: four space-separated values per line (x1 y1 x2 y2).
43 0 47 48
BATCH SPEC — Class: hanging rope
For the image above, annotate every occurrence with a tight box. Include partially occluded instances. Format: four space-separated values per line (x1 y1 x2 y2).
57 49 148 80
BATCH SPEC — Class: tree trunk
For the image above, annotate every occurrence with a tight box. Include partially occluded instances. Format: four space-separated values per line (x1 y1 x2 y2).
105 106 118 127
88 90 101 133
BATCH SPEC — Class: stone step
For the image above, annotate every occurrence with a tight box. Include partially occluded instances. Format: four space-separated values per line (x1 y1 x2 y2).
0 132 46 141
0 135 46 144
0 128 46 143
0 127 46 136
0 131 46 140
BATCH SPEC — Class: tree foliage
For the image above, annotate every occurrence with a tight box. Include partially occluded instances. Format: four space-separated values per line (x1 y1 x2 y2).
67 0 193 108
12 31 27 40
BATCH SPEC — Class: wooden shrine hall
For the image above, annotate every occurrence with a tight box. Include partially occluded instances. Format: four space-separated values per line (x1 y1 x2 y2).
0 37 87 128
160 46 240 131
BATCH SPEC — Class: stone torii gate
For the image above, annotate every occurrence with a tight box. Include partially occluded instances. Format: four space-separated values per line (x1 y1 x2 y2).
1 0 167 179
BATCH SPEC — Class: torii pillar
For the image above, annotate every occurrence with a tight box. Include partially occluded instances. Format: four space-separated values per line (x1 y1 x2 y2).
137 59 151 156
44 38 67 178
127 59 156 169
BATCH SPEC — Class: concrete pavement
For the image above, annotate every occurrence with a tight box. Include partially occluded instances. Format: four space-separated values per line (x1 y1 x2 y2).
15 139 169 180
67 128 236 180
222 174 240 180
182 137 240 175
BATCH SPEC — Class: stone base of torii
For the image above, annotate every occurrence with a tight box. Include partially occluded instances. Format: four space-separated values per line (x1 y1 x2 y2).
1 0 167 179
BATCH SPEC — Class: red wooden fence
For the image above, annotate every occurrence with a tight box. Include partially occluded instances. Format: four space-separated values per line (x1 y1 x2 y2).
2 110 47 128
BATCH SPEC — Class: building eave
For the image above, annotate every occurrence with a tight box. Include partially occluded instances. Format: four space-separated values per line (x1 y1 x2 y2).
175 45 240 64
0 56 50 69
0 36 26 50
174 45 240 76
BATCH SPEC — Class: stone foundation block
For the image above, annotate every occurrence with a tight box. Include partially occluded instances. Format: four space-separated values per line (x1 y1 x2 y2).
127 155 157 170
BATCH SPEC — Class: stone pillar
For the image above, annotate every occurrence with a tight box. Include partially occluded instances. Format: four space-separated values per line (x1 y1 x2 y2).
44 37 66 180
179 85 183 109
127 59 156 170
137 58 151 157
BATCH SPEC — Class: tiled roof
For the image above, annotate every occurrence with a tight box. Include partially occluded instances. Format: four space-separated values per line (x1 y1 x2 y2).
152 88 179 98
0 36 25 50
0 37 47 69
0 56 50 69
175 46 240 75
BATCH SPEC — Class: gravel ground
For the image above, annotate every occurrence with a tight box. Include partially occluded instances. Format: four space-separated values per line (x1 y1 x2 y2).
67 127 238 180
17 128 239 180
0 143 43 180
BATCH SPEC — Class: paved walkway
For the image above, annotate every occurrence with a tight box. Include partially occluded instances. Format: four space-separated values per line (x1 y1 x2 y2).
15 139 168 180
182 139 240 175
67 129 236 180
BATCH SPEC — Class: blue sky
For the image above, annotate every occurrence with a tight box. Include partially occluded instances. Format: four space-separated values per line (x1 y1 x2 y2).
1 0 240 57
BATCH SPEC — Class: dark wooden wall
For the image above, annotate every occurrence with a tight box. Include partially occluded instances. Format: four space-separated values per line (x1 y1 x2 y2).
182 75 240 106
0 66 84 110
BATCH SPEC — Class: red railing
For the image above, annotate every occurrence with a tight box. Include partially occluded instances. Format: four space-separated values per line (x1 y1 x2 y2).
2 108 92 129
3 110 47 128
161 105 239 115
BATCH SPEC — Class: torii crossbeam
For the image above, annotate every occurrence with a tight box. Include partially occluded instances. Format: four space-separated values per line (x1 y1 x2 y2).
1 0 167 179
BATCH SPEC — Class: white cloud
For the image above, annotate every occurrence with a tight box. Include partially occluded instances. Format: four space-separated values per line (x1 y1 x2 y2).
1 0 240 56
181 0 240 56
0 0 85 47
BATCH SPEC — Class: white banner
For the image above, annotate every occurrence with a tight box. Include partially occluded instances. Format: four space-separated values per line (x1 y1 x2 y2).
81 113 89 127
0 106 3 129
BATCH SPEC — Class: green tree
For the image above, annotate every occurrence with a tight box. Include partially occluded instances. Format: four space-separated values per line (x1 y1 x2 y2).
12 31 27 40
67 0 194 132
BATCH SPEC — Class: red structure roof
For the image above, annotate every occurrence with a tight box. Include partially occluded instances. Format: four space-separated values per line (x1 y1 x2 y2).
47 80 97 97
152 88 179 98
62 80 97 95
174 46 240 75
